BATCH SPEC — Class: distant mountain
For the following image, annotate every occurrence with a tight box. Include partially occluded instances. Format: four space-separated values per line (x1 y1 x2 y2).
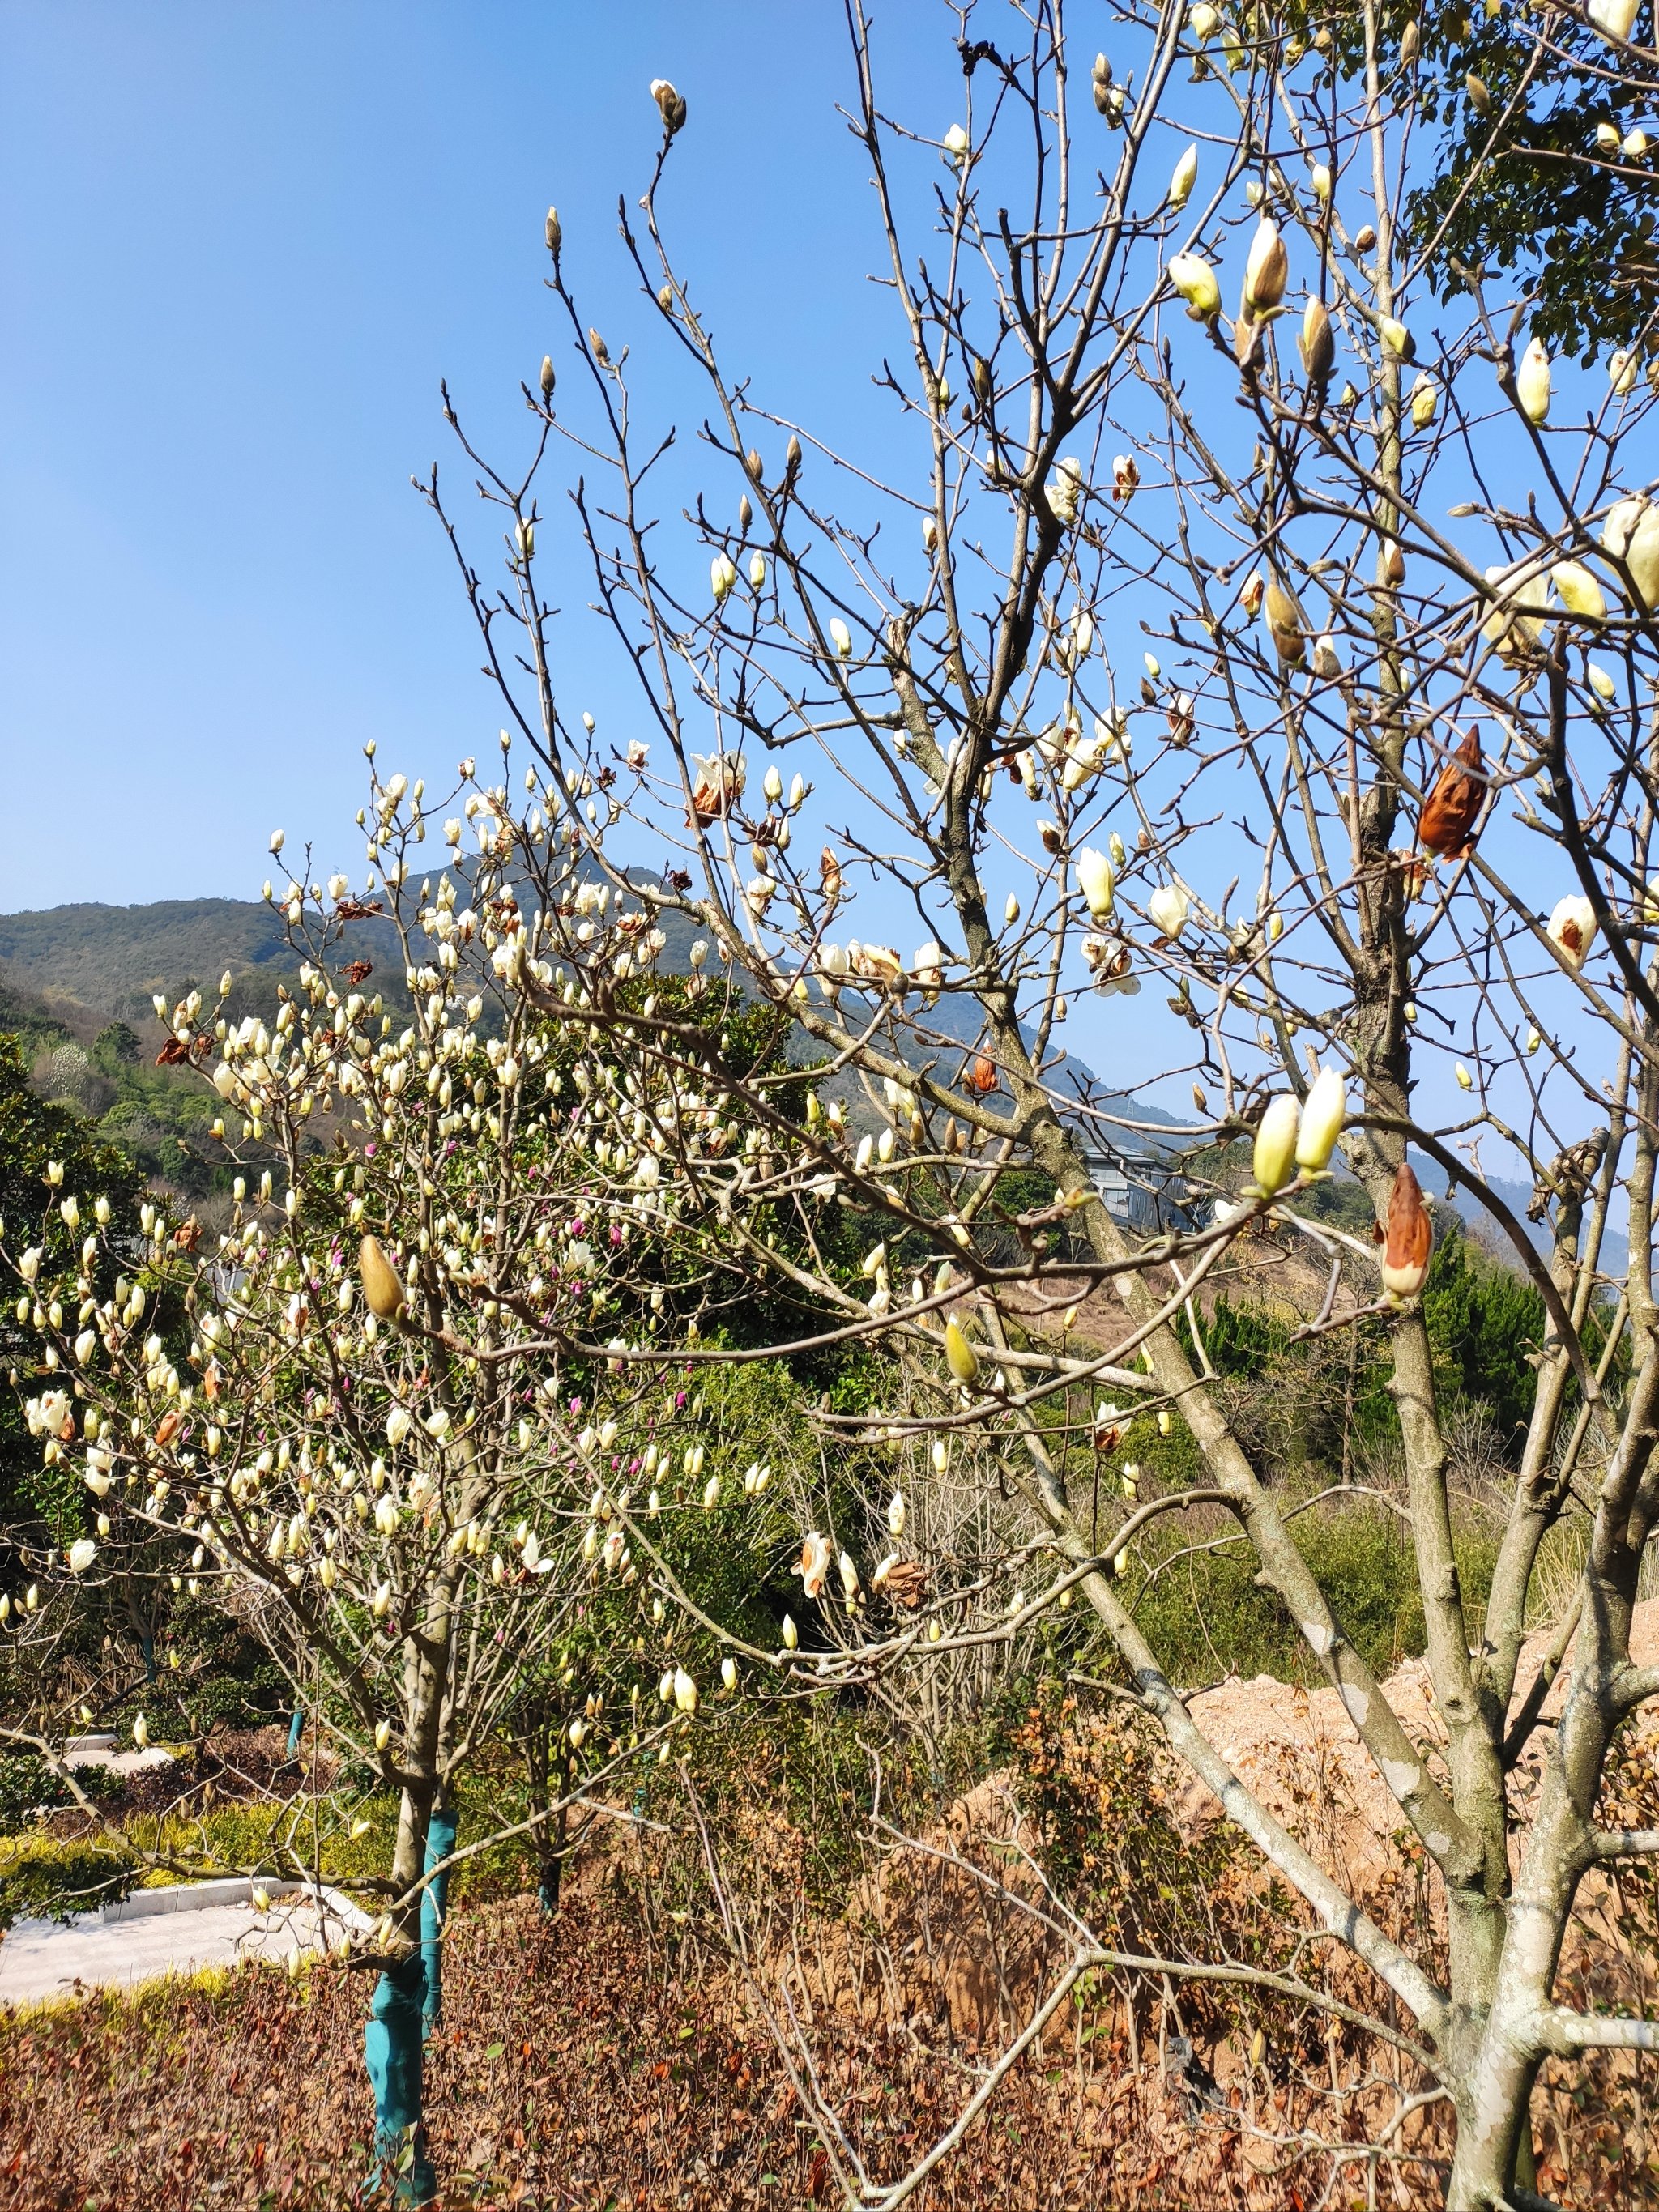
0 891 1185 1137
0 899 403 1026
6 898 1620 1272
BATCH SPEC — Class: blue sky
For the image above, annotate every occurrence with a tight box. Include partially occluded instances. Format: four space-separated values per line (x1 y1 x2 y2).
1 1 965 912
0 2 1622 1172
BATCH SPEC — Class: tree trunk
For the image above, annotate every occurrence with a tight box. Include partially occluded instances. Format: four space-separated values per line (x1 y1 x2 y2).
365 1947 434 2204
420 1796 457 2035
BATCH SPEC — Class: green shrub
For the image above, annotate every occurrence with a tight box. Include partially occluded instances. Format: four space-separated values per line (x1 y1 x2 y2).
0 1754 120 1836
1126 1493 1499 1688
0 1839 138 1929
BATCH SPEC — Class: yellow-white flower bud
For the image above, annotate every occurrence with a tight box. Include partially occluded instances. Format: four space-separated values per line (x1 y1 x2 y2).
1243 218 1289 313
1166 251 1221 319
1147 884 1190 938
1252 1093 1301 1196
1076 847 1115 919
1294 1066 1346 1170
943 1319 980 1384
1516 338 1551 424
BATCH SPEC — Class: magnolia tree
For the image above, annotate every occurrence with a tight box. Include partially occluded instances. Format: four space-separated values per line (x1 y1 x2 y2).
9 0 1658 2200
0 801 831 2200
377 2 1659 2205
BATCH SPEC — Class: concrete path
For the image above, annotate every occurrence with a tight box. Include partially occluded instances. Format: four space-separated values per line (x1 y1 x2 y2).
0 1882 368 2010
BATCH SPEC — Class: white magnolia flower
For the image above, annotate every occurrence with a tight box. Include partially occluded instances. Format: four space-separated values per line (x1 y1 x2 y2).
1147 884 1191 938
1546 894 1597 968
1516 337 1551 425
1076 848 1115 920
1166 252 1220 318
1252 1095 1301 1196
1295 1067 1346 1170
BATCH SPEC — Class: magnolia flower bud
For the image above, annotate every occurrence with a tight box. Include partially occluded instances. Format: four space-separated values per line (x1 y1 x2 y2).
1380 1162 1433 1299
1294 1066 1346 1170
1516 338 1551 424
1603 497 1659 611
374 1719 391 1750
710 553 738 602
1243 219 1289 313
672 1666 697 1713
941 122 969 165
1166 251 1221 319
1589 0 1640 38
650 77 687 134
829 617 853 660
1048 455 1083 521
887 1490 906 1538
1309 161 1332 203
1147 884 1190 938
1553 561 1606 620
545 207 561 256
1167 144 1198 210
1610 349 1638 395
1265 581 1305 664
1076 847 1115 919
1299 297 1334 381
749 551 766 589
359 1235 405 1321
1546 894 1597 968
1379 317 1414 360
133 1714 149 1750
721 1656 737 1693
782 1613 798 1651
944 1320 980 1384
1252 1093 1301 1196
1410 373 1437 428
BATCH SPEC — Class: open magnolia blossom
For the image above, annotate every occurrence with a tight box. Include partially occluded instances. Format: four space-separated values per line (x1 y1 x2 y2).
799 1532 832 1600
